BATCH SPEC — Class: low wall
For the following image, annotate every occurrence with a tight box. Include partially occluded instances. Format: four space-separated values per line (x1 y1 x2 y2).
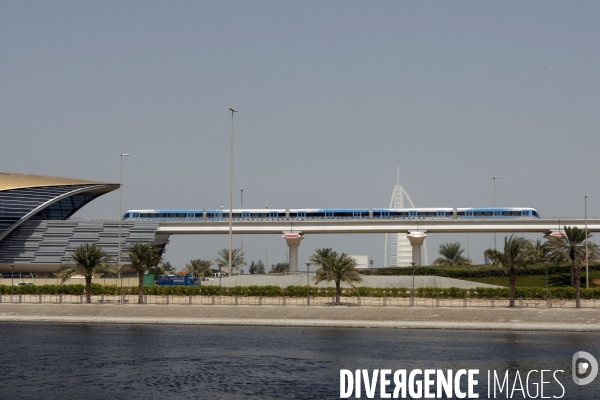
210 274 499 289
0 277 141 287
0 275 500 289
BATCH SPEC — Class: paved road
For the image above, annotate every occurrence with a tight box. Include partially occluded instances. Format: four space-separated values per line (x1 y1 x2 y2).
1 303 600 331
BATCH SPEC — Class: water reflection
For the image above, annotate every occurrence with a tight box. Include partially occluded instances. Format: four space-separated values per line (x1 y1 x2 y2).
0 324 598 399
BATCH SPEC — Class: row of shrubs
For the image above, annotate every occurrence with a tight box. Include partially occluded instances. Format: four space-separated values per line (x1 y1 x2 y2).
360 263 600 278
2 283 600 299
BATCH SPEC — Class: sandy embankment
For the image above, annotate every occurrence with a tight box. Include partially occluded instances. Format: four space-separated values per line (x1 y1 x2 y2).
1 303 600 331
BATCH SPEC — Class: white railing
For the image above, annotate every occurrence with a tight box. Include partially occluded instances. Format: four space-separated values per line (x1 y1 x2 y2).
1 294 598 309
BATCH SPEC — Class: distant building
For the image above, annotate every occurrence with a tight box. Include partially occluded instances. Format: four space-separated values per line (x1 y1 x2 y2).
349 255 369 269
0 171 165 276
384 171 428 267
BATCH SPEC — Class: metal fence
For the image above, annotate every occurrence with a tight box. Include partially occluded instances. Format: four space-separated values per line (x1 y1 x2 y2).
1 294 600 309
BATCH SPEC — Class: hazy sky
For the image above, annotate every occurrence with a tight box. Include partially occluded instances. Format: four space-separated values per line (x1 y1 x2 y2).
2 1 599 270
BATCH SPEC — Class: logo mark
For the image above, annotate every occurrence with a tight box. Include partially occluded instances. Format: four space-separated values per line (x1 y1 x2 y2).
572 351 598 385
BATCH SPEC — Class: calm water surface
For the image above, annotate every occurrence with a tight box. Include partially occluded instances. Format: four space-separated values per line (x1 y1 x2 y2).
0 323 598 399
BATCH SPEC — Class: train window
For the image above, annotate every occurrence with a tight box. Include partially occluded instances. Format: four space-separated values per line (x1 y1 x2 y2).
533 211 539 217
195 213 203 218
306 212 324 218
336 212 353 218
502 211 521 216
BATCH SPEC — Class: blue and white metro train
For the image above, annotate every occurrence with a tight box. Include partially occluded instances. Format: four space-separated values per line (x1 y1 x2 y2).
122 207 540 221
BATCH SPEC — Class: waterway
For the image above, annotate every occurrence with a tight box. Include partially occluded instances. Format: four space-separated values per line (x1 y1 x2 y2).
0 323 598 399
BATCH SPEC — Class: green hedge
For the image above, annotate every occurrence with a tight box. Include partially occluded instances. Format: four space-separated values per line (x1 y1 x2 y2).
2 284 600 299
359 263 600 278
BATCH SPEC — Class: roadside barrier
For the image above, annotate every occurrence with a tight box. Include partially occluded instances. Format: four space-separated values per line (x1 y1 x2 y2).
1 294 599 308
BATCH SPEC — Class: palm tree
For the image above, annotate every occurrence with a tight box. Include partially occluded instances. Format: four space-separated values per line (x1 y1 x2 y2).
310 248 362 305
483 248 500 265
433 242 471 265
214 248 246 276
270 262 289 273
529 239 549 264
545 226 597 308
187 259 212 277
486 235 533 307
58 243 114 303
126 242 162 304
161 261 176 276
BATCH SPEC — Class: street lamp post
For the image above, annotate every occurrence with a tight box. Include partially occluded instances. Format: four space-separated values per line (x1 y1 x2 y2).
240 189 243 254
119 153 129 303
585 195 589 289
493 176 501 250
218 263 224 304
410 262 416 306
369 260 373 269
305 262 312 306
228 107 237 278
265 207 269 273
545 261 549 300
11 264 14 302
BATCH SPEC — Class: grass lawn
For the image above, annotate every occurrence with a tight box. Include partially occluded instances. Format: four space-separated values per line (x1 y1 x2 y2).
462 270 600 287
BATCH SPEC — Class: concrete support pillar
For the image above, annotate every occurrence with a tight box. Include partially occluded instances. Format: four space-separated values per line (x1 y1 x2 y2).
282 232 303 273
407 231 427 266
543 231 566 244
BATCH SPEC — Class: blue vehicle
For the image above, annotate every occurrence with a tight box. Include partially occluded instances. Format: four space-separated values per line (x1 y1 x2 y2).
123 207 540 221
157 274 201 286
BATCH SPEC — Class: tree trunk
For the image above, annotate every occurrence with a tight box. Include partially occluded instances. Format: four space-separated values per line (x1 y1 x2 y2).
509 273 516 307
85 275 92 304
335 281 341 305
138 273 144 304
575 265 581 309
571 262 575 287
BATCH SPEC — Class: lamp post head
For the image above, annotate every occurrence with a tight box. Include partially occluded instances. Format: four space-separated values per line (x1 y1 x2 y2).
121 153 130 157
493 176 500 180
228 107 237 113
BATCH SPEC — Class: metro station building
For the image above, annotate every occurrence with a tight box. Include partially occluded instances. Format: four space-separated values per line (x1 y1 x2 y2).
0 172 166 276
